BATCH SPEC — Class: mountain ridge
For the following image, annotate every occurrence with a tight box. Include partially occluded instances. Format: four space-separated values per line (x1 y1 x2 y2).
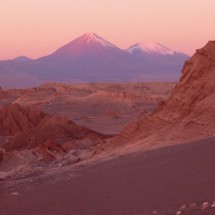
127 42 176 55
0 33 189 88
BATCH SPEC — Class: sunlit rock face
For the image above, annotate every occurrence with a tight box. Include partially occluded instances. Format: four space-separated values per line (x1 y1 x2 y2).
113 41 215 146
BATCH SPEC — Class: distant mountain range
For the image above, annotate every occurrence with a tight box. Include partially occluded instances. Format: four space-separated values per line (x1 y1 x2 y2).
0 33 189 88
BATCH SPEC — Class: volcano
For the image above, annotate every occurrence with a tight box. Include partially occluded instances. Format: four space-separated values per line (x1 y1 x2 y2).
0 33 189 88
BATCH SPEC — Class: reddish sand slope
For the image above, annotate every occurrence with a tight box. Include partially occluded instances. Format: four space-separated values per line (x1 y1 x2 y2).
1 137 215 215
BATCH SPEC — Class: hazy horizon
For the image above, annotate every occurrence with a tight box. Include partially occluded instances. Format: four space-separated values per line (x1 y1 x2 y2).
1 0 215 60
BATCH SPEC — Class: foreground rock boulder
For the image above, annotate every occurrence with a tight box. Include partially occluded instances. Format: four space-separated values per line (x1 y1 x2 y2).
113 41 215 146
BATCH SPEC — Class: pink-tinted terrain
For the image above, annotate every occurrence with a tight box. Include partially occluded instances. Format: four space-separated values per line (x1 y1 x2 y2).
1 41 215 214
0 33 189 88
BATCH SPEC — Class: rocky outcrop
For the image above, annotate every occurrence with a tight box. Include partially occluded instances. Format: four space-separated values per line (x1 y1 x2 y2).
0 150 3 162
154 41 215 126
0 87 6 99
0 87 56 107
5 87 55 98
0 103 47 136
3 116 109 152
113 41 215 146
38 139 66 161
0 104 111 152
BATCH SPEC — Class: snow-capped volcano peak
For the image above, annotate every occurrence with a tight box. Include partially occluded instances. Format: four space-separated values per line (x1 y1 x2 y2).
83 32 99 42
79 32 117 48
49 32 123 58
127 42 175 55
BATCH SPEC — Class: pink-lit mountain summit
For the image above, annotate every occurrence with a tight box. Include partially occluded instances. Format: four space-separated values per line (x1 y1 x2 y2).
0 33 189 88
128 42 176 55
50 33 128 59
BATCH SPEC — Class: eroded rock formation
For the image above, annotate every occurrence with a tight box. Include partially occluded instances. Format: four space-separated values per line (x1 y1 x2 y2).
0 103 47 136
0 104 111 166
113 41 215 146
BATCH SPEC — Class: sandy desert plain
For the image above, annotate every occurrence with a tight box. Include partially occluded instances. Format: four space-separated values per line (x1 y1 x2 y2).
1 42 215 215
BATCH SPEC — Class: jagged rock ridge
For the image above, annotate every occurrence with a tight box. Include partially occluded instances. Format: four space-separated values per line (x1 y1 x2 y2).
0 103 111 153
113 41 215 146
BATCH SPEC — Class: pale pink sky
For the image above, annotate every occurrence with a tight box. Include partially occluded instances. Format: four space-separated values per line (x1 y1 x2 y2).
1 0 215 60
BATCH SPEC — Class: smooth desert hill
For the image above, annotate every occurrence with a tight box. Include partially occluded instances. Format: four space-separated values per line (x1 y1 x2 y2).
0 33 189 88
